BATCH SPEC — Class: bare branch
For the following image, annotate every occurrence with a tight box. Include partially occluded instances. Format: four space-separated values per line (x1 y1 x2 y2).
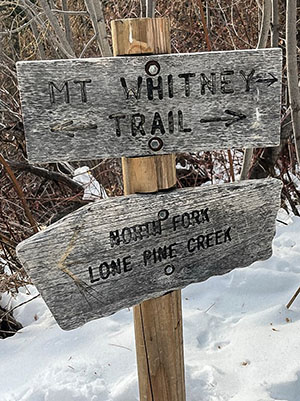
0 12 44 35
26 12 46 59
61 0 74 50
286 0 300 164
1 294 41 321
84 0 112 57
79 34 97 58
17 0 72 58
51 10 88 15
240 0 272 180
257 0 272 48
194 0 212 50
140 0 146 17
286 286 300 309
0 105 20 121
7 160 83 192
271 0 279 47
146 0 155 18
38 0 76 58
216 0 236 49
240 148 253 180
0 154 38 234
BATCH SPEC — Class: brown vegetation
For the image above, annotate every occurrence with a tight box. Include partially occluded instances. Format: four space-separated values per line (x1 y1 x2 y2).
0 1 299 311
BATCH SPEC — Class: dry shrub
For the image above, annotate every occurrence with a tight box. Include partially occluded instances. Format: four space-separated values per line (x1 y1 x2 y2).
0 0 299 306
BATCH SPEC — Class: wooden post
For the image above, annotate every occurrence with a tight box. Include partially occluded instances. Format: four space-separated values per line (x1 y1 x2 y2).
111 18 186 401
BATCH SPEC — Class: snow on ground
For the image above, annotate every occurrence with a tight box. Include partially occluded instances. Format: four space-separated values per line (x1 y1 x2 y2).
1 210 300 401
73 166 107 201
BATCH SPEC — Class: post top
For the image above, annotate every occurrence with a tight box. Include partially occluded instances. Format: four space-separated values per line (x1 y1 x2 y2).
111 17 171 56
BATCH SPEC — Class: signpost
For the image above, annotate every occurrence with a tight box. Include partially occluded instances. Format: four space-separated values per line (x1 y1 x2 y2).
111 19 185 401
16 16 282 401
16 48 282 163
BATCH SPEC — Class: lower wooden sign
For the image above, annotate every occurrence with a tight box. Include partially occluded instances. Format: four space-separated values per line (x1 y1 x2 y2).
17 178 281 330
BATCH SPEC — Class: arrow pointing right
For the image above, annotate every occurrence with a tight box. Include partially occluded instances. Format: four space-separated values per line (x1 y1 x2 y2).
254 72 278 87
200 109 247 127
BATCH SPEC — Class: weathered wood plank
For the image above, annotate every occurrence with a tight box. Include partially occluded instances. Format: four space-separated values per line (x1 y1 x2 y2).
114 18 186 401
16 48 282 163
16 178 282 330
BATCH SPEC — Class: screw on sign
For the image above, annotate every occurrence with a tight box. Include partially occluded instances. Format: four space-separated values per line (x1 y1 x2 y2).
145 60 161 76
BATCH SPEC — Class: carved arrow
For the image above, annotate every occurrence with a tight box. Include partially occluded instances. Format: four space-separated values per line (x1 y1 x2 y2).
200 110 247 127
50 120 97 137
254 72 278 87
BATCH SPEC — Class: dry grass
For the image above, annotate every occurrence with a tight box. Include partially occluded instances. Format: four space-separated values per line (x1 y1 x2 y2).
0 0 298 304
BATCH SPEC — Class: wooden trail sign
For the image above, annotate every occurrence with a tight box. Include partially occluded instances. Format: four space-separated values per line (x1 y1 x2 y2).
16 178 281 330
16 48 282 163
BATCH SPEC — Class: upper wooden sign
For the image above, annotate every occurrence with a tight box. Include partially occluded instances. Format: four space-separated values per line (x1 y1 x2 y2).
17 178 281 330
16 49 282 163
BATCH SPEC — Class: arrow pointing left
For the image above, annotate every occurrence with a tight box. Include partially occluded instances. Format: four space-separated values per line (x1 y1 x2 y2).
50 120 98 137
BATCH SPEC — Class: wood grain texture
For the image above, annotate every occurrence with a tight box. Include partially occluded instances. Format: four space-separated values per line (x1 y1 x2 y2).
16 178 282 330
134 291 185 401
111 18 171 56
115 18 185 401
16 48 282 163
122 141 176 193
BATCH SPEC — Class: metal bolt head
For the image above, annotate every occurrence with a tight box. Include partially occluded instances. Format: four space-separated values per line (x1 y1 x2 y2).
151 139 160 149
149 64 158 75
158 209 169 221
145 60 161 76
164 265 175 276
148 136 163 151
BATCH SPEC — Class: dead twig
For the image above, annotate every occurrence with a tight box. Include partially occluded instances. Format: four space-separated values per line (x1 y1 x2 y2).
84 0 112 57
240 0 272 180
286 0 300 165
61 0 74 51
38 0 76 58
286 286 300 309
1 294 41 321
146 0 155 18
0 154 38 234
194 0 212 51
7 159 83 192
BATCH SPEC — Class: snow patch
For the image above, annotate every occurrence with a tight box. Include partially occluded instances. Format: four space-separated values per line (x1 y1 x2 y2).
73 166 107 201
1 217 300 400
